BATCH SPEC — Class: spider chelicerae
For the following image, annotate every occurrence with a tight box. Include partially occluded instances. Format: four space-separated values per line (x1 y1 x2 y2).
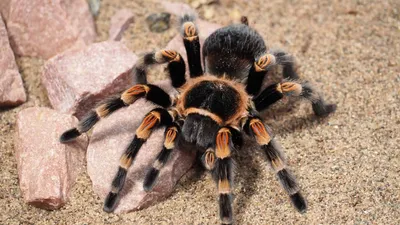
60 15 336 224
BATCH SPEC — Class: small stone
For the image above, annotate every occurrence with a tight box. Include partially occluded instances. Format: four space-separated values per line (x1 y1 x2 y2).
146 13 171 33
229 8 242 21
1 0 96 59
42 41 137 119
0 14 26 107
109 9 134 41
88 0 102 17
87 80 196 213
204 8 215 20
15 107 88 210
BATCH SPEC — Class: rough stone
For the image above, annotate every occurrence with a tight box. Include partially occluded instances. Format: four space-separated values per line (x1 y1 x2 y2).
42 41 137 119
87 80 196 213
0 14 26 107
14 107 88 210
88 0 102 17
2 0 96 59
109 9 134 41
146 13 171 33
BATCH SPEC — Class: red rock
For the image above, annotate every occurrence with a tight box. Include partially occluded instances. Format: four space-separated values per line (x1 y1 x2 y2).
0 14 26 107
87 80 196 213
2 0 96 59
109 9 134 41
42 41 137 119
14 107 88 210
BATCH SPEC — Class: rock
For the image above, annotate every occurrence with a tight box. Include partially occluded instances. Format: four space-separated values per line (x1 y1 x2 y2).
88 0 102 17
0 14 26 107
0 0 11 19
42 41 137 119
14 107 88 210
2 0 96 59
160 1 197 17
109 9 134 41
87 80 196 213
146 13 171 33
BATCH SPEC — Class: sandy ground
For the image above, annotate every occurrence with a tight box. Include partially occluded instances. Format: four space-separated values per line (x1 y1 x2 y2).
1 0 399 224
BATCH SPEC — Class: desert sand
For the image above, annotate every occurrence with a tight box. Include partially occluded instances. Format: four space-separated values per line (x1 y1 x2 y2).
0 0 399 224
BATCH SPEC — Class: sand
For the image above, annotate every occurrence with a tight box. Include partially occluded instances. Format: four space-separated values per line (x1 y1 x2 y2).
1 0 399 224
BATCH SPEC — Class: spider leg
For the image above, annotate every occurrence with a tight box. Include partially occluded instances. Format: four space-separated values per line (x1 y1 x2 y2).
245 49 310 95
143 121 181 191
245 53 272 96
242 116 307 213
103 108 173 212
133 50 186 88
253 80 336 117
208 126 242 225
201 148 216 170
59 84 172 142
180 15 203 78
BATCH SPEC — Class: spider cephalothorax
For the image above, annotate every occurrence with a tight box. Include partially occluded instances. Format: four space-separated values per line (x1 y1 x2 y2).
60 14 336 224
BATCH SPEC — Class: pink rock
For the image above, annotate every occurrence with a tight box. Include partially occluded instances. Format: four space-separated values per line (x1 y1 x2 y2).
108 9 134 41
0 1 11 19
87 80 196 213
0 14 26 107
14 107 88 210
42 41 137 119
2 0 96 59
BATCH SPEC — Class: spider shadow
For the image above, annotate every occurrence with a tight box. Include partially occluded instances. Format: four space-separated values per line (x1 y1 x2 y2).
171 142 209 192
233 139 264 224
234 98 334 222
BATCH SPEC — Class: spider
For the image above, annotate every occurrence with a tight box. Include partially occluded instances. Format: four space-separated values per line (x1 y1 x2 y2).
60 15 336 224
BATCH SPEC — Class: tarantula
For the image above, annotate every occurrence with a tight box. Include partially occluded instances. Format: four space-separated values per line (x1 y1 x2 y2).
60 15 336 224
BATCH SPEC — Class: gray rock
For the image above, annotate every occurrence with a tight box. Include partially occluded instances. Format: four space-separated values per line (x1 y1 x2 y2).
87 80 196 213
109 9 134 41
42 41 137 119
146 13 171 33
88 0 102 17
1 0 96 59
0 14 26 107
14 107 88 210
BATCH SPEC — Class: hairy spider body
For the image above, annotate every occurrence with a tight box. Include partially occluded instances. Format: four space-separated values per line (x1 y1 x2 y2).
60 15 336 224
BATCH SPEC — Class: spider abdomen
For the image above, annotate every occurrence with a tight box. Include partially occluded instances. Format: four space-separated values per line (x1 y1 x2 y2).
203 24 267 80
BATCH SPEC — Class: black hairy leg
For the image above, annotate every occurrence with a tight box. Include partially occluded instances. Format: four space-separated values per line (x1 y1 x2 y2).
201 127 242 171
269 49 299 80
201 148 216 170
59 84 172 143
246 53 276 96
211 127 238 225
253 80 337 117
133 50 186 88
180 15 203 78
143 122 181 191
103 108 173 212
243 116 307 213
